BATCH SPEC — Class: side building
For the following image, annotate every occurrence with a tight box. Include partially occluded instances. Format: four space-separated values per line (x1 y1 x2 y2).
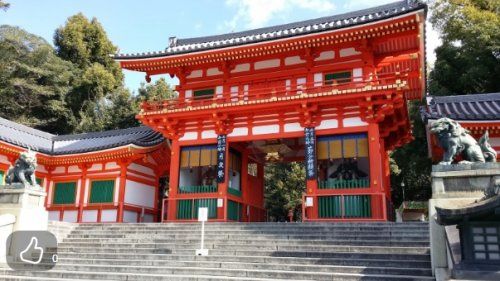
0 117 169 223
116 0 428 222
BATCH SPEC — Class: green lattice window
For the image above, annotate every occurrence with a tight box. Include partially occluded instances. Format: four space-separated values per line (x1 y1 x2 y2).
193 88 214 99
324 71 351 85
53 182 77 205
89 180 115 204
0 170 4 185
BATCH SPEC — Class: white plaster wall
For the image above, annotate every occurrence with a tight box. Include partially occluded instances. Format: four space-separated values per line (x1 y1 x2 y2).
36 164 48 173
254 59 280 70
284 123 303 132
114 178 120 204
343 117 368 127
253 125 279 135
129 163 155 176
228 127 249 137
186 69 202 78
206 67 222 76
75 179 81 206
88 164 103 171
317 119 339 130
52 166 65 174
201 130 217 139
0 155 10 164
216 86 223 98
68 165 81 173
231 63 250 73
339 47 361 57
124 180 155 208
315 51 335 61
285 56 305 65
62 211 77 223
353 68 363 82
82 210 98 222
48 211 60 221
314 73 323 86
105 162 119 170
297 77 306 88
185 90 193 99
123 210 138 223
101 209 117 222
179 132 198 141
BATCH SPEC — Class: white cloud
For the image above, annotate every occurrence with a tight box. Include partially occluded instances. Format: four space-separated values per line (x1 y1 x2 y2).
426 19 441 67
224 0 335 30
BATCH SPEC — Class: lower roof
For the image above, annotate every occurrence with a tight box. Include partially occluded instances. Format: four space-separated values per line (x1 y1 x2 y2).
421 92 500 122
0 117 164 155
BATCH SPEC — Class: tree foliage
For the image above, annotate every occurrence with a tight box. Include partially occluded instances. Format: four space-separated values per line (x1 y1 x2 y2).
0 1 9 11
264 162 305 221
53 13 135 133
137 78 177 102
390 101 432 207
0 25 77 133
429 0 500 95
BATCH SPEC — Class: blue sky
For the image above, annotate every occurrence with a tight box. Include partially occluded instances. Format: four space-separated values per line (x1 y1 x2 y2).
0 0 439 93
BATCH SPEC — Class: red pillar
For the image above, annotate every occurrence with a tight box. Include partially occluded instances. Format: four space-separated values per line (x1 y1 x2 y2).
116 160 129 222
167 139 180 221
367 122 385 220
76 164 88 223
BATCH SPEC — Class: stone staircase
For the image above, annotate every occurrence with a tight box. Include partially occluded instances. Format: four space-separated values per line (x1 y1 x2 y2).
0 222 435 280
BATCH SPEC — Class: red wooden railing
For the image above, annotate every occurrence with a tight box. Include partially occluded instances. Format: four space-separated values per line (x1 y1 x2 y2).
140 71 409 113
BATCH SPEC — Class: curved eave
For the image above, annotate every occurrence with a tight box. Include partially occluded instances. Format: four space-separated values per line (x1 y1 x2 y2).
436 195 500 225
0 140 166 166
116 9 426 73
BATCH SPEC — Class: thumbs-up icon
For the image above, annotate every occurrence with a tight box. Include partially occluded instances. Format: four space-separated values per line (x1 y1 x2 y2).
6 231 58 271
19 237 43 264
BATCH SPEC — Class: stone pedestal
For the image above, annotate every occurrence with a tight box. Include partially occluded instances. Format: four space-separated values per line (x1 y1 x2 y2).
429 163 500 280
0 185 48 231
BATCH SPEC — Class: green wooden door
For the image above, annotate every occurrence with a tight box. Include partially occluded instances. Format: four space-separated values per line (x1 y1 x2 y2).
227 200 242 221
53 182 77 204
89 180 115 203
194 199 217 219
318 196 342 218
176 199 193 219
0 170 4 185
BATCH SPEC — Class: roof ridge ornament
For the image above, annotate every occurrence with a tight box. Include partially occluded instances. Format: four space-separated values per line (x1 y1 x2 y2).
168 36 177 48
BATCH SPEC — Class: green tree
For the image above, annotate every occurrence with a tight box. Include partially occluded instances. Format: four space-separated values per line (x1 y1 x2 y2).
0 25 77 133
54 13 135 133
429 0 500 95
0 1 9 11
264 162 305 221
137 78 177 102
390 101 432 208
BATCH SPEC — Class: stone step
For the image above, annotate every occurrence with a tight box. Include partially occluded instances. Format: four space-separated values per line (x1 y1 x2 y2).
51 248 430 260
58 239 430 247
46 257 433 276
1 263 435 281
62 235 431 243
53 252 432 268
54 243 430 255
63 232 428 240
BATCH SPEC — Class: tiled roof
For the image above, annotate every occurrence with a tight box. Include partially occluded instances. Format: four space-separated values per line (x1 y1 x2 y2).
115 0 426 60
421 93 500 121
0 117 164 155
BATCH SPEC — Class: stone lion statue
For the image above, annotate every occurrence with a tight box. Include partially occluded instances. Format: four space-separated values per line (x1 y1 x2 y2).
430 118 497 165
5 150 38 187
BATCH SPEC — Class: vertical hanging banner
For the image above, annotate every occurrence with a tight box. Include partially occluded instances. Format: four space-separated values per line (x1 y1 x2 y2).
304 127 317 180
216 134 227 183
